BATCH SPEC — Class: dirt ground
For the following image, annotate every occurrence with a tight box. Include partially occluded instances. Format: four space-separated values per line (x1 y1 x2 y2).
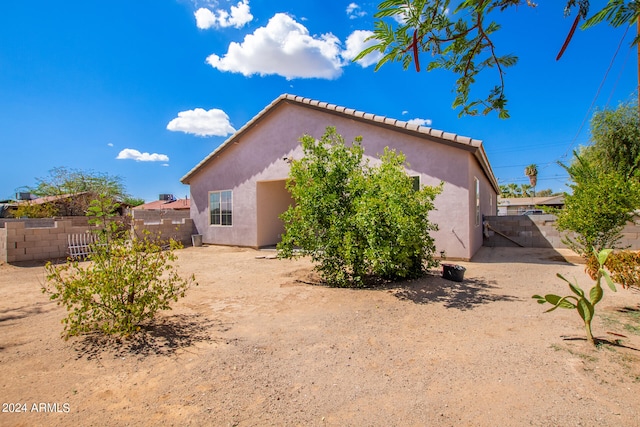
1 245 639 426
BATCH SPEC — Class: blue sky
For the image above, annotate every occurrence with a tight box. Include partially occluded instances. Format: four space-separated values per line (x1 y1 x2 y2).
0 1 636 202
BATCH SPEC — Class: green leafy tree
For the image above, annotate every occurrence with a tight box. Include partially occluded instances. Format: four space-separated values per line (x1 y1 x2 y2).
29 166 126 198
22 167 131 216
277 127 442 287
535 188 555 197
43 198 196 338
122 196 146 207
556 153 640 258
580 99 640 179
533 249 617 345
356 0 639 117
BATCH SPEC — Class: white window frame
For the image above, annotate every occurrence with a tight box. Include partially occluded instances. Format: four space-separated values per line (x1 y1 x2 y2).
209 190 233 226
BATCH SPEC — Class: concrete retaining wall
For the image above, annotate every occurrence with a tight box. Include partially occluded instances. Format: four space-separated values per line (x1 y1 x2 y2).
483 215 640 249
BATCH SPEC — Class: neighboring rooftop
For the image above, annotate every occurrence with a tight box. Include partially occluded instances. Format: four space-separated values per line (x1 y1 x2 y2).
133 198 190 210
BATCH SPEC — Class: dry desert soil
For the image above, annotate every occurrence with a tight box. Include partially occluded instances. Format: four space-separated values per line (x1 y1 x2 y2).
1 245 640 426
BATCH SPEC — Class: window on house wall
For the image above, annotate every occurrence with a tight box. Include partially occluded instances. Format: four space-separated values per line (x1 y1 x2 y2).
210 190 232 226
475 177 480 226
412 176 420 191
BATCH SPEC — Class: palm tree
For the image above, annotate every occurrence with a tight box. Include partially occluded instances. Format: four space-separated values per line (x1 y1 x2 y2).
520 183 533 197
508 183 521 197
524 164 538 196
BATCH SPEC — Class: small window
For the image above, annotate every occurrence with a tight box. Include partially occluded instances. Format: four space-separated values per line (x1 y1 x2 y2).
210 190 232 226
412 176 420 191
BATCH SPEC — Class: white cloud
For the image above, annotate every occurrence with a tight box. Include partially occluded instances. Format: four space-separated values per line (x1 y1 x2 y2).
116 149 170 162
407 118 433 127
107 142 114 147
195 8 217 29
166 108 236 137
195 0 253 29
346 3 366 19
343 30 383 68
401 110 409 115
206 13 343 80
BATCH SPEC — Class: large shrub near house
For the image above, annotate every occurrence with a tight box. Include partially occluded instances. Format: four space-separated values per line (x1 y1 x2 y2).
277 127 442 287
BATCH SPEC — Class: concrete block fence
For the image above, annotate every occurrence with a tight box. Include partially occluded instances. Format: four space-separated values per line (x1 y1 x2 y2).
132 218 194 247
0 217 194 264
483 215 640 250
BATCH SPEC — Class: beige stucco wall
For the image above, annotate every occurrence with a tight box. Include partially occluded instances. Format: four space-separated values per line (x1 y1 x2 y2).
188 102 497 260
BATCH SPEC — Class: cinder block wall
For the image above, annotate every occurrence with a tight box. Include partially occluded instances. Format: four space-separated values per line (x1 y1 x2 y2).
131 210 190 223
0 227 6 263
3 219 96 263
132 218 194 246
620 223 640 249
484 215 640 250
0 217 195 264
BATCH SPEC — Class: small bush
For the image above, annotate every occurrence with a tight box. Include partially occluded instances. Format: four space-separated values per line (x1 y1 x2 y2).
43 195 196 338
605 250 640 289
585 250 640 289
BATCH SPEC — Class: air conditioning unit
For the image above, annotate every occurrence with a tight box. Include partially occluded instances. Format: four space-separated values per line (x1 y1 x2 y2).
159 194 175 201
16 192 33 201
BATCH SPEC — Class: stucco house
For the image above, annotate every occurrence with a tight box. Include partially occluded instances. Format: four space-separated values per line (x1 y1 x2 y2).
181 94 499 260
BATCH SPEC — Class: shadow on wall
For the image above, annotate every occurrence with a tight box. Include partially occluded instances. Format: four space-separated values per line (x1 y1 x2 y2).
483 215 560 249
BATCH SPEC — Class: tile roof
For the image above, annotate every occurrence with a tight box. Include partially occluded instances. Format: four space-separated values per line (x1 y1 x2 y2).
133 198 190 210
181 94 498 192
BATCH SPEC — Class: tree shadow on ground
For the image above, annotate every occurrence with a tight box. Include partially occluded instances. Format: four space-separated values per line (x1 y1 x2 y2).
392 271 518 310
72 313 230 360
0 301 55 324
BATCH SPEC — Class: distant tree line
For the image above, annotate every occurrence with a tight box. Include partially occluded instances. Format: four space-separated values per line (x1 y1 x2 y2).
499 183 558 198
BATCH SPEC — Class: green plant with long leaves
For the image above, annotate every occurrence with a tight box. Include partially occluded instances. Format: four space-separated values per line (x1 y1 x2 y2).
533 249 617 345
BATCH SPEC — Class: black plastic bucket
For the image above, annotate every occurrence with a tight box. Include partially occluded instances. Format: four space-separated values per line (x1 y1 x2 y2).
442 264 465 282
